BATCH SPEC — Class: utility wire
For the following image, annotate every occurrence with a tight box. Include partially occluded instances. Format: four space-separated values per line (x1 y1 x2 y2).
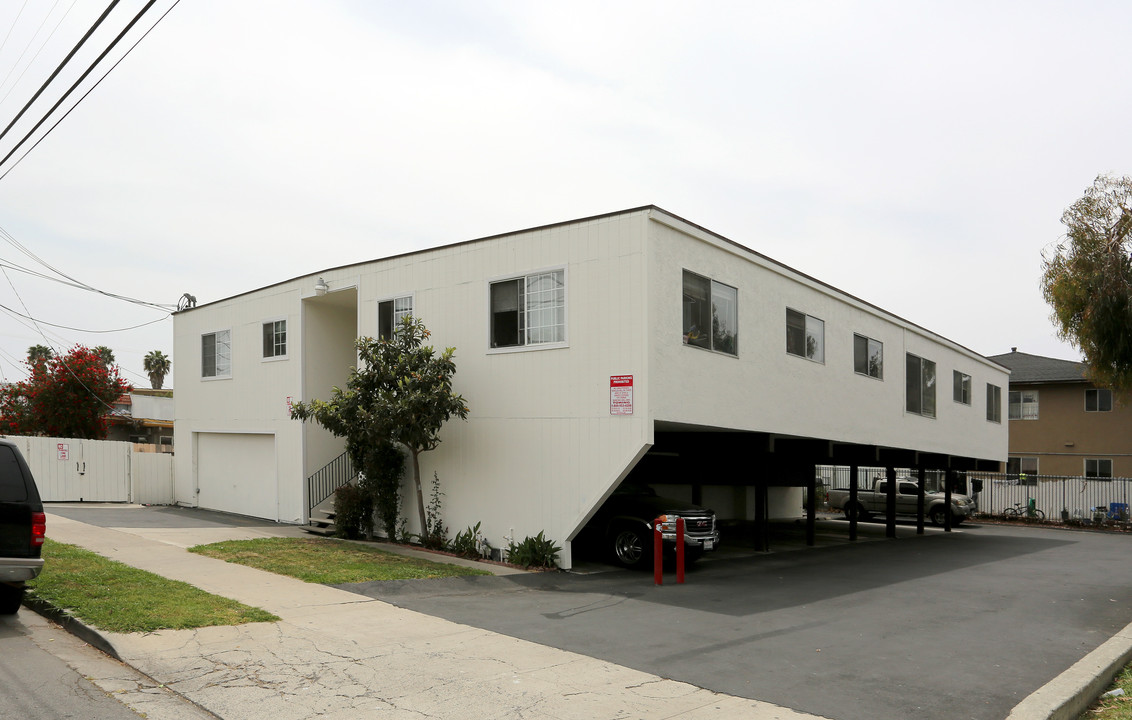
0 302 169 332
0 0 155 175
0 0 76 110
0 0 181 182
0 265 124 411
0 0 119 147
0 224 176 310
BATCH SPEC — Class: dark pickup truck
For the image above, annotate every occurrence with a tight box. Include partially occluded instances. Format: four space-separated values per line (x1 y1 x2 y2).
579 484 719 569
0 440 46 614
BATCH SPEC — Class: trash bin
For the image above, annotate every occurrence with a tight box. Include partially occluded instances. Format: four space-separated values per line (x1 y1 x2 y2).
1109 503 1129 522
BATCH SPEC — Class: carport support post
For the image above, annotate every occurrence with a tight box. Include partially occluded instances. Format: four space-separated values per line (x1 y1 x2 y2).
806 465 817 546
848 464 859 541
885 466 897 539
944 470 955 532
753 481 769 552
916 466 926 535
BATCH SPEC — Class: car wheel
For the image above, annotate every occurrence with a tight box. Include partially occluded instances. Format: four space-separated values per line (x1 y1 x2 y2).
0 584 25 615
844 503 869 522
929 507 948 527
611 525 651 569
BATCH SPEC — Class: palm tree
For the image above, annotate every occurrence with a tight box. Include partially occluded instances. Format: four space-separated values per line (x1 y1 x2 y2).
143 350 171 390
93 345 115 367
27 345 53 365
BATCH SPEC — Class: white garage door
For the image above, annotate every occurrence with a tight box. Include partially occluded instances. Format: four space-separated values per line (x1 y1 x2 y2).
196 432 278 520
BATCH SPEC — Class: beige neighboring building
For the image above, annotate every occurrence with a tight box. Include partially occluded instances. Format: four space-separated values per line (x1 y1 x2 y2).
987 349 1132 478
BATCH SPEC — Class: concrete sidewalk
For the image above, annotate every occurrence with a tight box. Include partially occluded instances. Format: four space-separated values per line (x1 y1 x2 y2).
42 512 827 720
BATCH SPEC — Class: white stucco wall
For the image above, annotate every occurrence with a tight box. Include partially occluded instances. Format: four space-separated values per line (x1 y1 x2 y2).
173 211 656 564
173 206 1008 564
645 210 1009 462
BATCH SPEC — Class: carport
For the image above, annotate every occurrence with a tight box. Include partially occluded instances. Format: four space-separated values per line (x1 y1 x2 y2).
624 423 1001 550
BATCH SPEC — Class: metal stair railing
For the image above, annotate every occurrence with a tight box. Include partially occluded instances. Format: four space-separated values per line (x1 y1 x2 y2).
306 451 356 517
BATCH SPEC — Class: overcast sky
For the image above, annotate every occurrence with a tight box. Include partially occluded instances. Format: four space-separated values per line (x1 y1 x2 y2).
0 0 1128 389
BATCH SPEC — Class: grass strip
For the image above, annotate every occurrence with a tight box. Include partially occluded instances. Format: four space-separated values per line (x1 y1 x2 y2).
1080 663 1132 719
28 539 279 633
189 536 491 584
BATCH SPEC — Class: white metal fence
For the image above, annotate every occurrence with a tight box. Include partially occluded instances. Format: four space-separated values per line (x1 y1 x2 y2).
815 465 1131 522
2 435 174 505
970 473 1131 521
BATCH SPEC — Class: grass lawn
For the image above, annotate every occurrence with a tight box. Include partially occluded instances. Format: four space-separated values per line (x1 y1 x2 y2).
1080 663 1132 719
28 539 279 633
188 536 492 584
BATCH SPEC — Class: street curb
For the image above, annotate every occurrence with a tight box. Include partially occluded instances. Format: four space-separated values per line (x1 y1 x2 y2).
23 594 121 661
1006 620 1132 720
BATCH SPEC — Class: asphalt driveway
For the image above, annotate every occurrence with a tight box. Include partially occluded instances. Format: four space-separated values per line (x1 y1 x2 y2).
46 505 1132 720
336 521 1131 720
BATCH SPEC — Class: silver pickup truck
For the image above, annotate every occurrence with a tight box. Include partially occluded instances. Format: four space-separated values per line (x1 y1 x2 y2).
828 478 974 527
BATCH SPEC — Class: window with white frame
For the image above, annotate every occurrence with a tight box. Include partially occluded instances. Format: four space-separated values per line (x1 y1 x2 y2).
378 296 413 340
262 319 287 359
490 270 565 348
1008 390 1039 420
905 353 936 417
986 383 1002 422
1085 458 1113 479
954 370 971 404
853 334 883 379
786 308 824 362
201 330 231 378
1085 388 1113 412
682 270 738 355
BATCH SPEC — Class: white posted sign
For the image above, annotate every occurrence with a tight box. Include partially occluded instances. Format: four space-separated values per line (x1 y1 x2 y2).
610 375 633 415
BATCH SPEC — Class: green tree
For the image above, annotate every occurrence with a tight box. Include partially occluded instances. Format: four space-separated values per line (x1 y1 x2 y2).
92 346 115 367
290 317 468 537
1041 174 1132 393
26 345 53 365
0 345 131 439
143 350 172 390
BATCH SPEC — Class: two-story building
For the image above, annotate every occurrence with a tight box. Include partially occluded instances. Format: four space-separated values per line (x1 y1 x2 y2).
986 349 1131 478
173 207 1009 567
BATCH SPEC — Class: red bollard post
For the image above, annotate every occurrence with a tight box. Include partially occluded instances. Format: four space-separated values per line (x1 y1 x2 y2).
676 517 685 584
653 518 663 585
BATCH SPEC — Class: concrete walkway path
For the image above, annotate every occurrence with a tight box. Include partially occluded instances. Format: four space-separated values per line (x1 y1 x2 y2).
43 512 827 720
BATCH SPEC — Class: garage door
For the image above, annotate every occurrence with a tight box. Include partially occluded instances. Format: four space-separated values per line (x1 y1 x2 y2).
196 432 277 520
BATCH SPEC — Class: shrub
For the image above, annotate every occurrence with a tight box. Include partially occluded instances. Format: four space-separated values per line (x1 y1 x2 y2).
333 484 373 539
358 440 404 540
507 531 561 569
451 522 487 559
420 473 448 550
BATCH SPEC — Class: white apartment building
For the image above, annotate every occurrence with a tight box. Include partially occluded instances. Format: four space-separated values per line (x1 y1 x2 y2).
172 207 1008 567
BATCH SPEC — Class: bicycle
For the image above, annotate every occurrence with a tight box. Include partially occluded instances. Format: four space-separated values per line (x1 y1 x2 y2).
1002 501 1045 520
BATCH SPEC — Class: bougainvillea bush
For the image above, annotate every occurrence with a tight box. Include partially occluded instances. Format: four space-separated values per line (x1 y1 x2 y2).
0 345 130 439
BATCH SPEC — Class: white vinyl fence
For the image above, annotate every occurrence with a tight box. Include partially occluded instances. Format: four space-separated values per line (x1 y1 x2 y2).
1 435 174 505
815 465 1131 522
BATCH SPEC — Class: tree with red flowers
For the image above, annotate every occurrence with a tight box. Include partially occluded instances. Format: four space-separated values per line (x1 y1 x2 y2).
0 345 131 439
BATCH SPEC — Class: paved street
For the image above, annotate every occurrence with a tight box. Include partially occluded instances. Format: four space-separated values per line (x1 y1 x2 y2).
38 506 1132 720
0 606 215 719
336 520 1132 720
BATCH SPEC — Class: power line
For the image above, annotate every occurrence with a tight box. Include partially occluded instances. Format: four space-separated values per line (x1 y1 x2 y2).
0 0 77 110
0 224 177 310
0 302 169 332
0 0 120 148
0 0 182 182
0 0 157 176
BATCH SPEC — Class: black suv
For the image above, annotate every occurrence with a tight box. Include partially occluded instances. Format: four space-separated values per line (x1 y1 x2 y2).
0 440 45 614
579 484 719 569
